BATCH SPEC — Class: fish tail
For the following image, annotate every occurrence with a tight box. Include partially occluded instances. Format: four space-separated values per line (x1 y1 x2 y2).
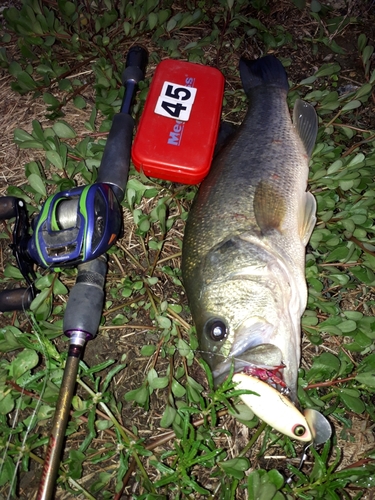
239 55 289 95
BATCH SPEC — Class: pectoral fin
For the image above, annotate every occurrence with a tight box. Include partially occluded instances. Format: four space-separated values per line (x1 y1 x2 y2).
300 192 316 246
293 99 318 158
254 181 286 234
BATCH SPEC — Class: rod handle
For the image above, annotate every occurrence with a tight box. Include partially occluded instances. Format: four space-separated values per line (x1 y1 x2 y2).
63 256 107 340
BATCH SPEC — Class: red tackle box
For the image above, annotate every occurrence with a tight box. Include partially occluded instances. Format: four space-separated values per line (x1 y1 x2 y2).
131 59 225 184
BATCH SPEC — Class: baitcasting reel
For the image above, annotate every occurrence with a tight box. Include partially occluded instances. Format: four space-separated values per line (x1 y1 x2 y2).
0 183 122 310
29 183 122 267
0 44 149 312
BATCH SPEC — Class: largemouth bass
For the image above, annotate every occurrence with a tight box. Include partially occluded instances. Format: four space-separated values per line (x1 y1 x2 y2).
182 55 320 440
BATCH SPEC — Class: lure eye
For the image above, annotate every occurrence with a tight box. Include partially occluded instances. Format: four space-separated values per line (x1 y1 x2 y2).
293 424 306 437
205 319 228 341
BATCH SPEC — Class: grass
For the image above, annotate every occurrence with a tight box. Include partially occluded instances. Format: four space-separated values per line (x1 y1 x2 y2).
0 0 375 498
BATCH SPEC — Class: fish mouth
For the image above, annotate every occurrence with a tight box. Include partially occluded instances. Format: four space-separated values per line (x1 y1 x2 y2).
210 346 332 444
211 343 290 395
212 348 314 442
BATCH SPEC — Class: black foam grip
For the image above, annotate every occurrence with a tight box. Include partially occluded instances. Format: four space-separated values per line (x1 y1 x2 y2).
122 66 144 86
0 288 34 312
96 113 134 202
0 197 21 220
122 45 148 85
63 257 107 338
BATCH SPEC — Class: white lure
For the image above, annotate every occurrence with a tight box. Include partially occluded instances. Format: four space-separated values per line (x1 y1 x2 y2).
233 373 313 442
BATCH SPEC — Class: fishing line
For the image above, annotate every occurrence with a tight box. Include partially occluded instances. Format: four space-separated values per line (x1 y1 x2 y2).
6 316 50 500
0 263 64 498
285 442 312 485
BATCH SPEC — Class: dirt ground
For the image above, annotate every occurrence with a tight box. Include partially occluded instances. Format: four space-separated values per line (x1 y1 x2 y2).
1 0 375 499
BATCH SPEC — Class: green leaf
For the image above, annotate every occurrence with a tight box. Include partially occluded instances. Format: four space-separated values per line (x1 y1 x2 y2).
90 472 113 493
220 457 250 472
315 63 341 78
0 393 15 414
125 385 149 406
16 71 38 90
155 315 171 329
228 402 255 422
96 419 113 431
43 92 60 106
166 18 177 31
292 0 306 8
67 449 84 480
171 378 186 397
310 0 321 12
160 404 176 428
247 470 279 499
148 12 158 30
355 83 373 99
14 128 34 142
28 173 46 196
32 120 45 142
357 353 375 372
58 79 72 91
30 288 50 312
325 246 350 262
358 33 367 51
11 349 39 380
337 320 356 333
267 469 284 489
52 121 76 138
53 279 68 295
146 367 169 390
307 352 340 382
339 390 365 413
355 372 375 388
351 266 375 284
342 100 362 111
73 96 86 109
362 45 374 66
35 274 54 290
0 327 25 352
141 345 157 356
3 265 24 279
177 338 191 357
61 1 76 16
150 375 169 390
46 150 64 169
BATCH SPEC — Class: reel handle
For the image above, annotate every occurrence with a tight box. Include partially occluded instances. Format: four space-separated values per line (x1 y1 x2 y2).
0 196 20 219
0 287 34 312
0 197 35 312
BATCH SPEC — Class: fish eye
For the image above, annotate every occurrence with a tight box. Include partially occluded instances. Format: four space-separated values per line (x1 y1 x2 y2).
205 319 228 341
293 424 306 437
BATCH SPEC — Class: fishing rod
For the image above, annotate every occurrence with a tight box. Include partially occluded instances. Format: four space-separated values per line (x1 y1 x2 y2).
36 45 148 500
36 255 108 499
0 45 148 499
